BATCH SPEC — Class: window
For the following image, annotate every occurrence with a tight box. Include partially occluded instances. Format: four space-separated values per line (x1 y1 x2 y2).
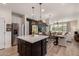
50 22 68 33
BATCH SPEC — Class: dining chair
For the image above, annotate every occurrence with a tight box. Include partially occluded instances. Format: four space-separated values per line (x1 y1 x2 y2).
59 32 72 47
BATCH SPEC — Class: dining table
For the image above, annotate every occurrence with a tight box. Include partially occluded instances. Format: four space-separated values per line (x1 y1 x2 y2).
53 35 65 45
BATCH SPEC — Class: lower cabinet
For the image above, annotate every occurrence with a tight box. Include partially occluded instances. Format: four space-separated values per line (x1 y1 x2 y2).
17 39 47 56
18 39 31 56
41 39 47 56
31 41 41 56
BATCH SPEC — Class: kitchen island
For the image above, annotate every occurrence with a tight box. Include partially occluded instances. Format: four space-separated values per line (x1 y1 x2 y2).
17 35 48 56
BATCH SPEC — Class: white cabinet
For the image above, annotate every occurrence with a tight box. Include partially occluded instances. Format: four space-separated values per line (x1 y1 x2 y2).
0 17 5 49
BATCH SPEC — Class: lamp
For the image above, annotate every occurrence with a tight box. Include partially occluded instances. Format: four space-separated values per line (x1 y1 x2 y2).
62 19 63 32
32 7 35 19
39 3 42 21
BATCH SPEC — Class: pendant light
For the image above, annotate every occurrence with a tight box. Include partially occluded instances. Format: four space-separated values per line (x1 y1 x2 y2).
32 7 35 19
62 19 63 32
57 21 59 32
39 3 42 22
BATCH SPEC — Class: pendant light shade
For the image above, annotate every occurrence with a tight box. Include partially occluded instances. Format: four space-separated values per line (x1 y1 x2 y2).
62 19 63 32
39 3 42 21
32 6 35 19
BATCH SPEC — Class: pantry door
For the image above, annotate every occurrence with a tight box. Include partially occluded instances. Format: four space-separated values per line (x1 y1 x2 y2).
0 17 5 49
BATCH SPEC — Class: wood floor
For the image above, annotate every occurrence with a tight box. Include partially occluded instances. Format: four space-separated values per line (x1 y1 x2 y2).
0 39 79 56
47 39 79 56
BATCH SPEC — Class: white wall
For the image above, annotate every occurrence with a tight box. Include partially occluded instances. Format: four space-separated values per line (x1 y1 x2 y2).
0 6 12 48
69 20 77 34
25 16 29 35
0 5 29 49
77 19 79 32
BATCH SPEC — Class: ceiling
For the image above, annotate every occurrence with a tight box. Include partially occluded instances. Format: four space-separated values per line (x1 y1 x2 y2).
0 3 79 23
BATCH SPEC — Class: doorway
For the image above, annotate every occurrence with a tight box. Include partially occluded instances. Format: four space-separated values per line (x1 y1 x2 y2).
0 17 5 49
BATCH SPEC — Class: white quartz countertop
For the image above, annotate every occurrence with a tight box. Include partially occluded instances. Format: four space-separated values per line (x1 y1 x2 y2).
17 35 48 43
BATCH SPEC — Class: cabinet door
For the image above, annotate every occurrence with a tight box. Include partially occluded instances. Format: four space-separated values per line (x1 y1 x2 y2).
32 41 41 56
0 18 5 49
22 41 31 56
41 39 47 56
18 39 31 56
17 39 22 54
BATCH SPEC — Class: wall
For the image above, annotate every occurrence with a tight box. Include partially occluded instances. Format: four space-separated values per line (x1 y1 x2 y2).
77 19 79 32
0 6 29 49
69 20 77 35
0 6 12 48
25 16 29 35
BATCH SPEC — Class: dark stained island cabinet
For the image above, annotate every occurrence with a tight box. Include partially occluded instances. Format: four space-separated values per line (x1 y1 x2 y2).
17 35 48 56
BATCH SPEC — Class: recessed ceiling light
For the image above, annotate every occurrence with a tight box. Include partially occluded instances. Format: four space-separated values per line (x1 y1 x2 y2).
41 9 45 12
